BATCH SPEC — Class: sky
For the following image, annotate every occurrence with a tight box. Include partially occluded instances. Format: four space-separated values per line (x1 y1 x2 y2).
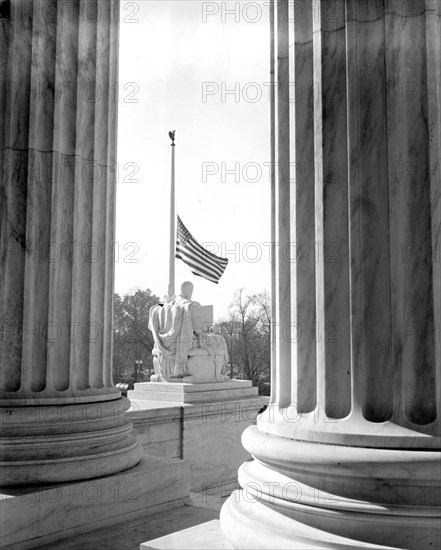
116 0 271 319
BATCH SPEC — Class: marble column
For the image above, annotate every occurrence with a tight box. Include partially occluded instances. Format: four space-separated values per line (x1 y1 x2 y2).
0 0 141 485
221 1 441 548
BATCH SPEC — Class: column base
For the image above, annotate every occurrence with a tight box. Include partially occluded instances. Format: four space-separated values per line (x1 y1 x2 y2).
0 397 142 486
141 519 234 550
221 497 407 550
220 426 441 550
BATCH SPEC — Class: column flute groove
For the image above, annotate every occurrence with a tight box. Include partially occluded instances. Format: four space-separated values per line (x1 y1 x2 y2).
425 0 441 420
21 0 58 394
274 0 292 407
103 1 120 389
293 0 316 414
0 0 34 393
89 0 110 390
47 0 79 395
71 0 97 392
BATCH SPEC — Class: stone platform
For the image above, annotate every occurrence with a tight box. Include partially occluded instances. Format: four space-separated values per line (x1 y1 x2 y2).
22 490 230 549
0 455 190 550
128 380 258 403
129 390 269 492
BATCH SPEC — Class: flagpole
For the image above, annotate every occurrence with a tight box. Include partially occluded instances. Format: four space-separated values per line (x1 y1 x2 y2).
168 130 176 297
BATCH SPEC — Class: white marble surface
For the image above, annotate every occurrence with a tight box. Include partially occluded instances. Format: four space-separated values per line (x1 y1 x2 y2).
0 397 142 486
1 455 190 549
183 399 267 492
262 0 441 442
221 1 441 548
129 380 257 404
221 427 441 549
0 0 141 487
221 497 405 550
38 492 226 550
141 520 233 550
130 396 269 491
134 381 252 393
0 0 119 405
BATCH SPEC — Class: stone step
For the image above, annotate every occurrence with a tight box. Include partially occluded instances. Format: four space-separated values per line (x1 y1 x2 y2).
1 456 190 550
140 519 233 550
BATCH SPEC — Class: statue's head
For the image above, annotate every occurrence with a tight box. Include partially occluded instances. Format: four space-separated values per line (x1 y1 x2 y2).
180 281 194 300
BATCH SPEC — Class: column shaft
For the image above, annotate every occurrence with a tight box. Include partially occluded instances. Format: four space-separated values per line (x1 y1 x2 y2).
1 0 120 404
221 1 441 548
0 0 141 486
260 0 440 446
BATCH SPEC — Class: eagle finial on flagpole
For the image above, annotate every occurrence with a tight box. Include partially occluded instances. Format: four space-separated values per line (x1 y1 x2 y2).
169 130 176 145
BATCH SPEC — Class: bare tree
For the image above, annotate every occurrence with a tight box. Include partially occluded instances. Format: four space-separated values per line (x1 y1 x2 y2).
217 319 241 379
219 289 271 391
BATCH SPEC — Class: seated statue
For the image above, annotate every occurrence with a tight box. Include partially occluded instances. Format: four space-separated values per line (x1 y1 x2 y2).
148 282 229 383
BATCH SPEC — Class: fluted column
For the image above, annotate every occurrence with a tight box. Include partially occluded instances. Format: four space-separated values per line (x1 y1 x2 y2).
0 0 141 485
221 1 441 548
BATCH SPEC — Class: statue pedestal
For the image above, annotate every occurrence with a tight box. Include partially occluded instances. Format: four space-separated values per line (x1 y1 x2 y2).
128 383 268 492
128 380 257 404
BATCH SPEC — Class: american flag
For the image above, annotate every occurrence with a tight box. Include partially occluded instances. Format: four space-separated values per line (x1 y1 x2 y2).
175 216 229 284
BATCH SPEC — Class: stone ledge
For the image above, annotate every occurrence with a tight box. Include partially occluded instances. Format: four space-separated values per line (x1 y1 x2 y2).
128 380 258 404
1 455 190 549
38 493 225 549
134 381 252 393
128 396 268 423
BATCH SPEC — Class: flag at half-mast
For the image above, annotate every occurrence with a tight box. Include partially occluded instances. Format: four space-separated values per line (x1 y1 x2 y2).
175 215 228 284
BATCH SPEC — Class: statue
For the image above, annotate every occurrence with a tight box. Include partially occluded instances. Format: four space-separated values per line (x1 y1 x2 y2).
148 282 229 383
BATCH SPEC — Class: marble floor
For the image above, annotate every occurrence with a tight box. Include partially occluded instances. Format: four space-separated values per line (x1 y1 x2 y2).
39 491 229 550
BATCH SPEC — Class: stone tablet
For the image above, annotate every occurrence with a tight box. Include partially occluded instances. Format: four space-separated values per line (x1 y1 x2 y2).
191 305 213 334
